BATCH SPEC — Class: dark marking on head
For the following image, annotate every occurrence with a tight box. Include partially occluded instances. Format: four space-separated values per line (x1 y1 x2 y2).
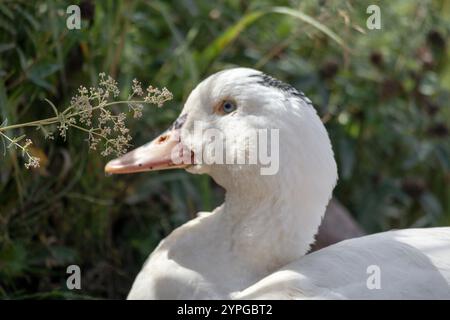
169 113 188 130
249 73 312 106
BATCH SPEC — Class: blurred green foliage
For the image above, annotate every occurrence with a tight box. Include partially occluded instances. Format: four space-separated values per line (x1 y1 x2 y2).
0 0 449 298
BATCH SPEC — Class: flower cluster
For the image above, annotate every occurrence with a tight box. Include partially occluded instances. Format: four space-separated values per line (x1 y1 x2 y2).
23 139 40 169
0 131 41 169
130 78 173 107
65 74 173 157
0 73 173 168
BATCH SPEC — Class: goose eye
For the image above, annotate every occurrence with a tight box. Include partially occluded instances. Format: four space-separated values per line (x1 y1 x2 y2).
222 101 237 114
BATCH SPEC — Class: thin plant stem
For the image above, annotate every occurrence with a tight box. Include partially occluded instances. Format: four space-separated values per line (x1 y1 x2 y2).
0 74 173 168
0 100 146 132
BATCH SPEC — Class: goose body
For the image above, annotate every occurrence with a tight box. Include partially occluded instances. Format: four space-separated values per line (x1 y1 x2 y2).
105 68 450 299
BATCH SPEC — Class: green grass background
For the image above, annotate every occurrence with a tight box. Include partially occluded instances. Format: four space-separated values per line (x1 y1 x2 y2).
0 0 449 299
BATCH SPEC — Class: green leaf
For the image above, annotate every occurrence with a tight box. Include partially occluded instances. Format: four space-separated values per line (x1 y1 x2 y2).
14 4 39 30
16 47 28 71
0 3 14 20
44 98 59 116
0 43 15 53
11 134 26 144
269 7 345 49
199 10 265 67
434 144 450 171
28 63 61 92
0 243 28 278
420 192 443 221
49 246 78 266
338 137 355 180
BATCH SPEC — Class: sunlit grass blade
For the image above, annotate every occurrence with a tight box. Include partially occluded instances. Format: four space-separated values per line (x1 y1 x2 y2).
199 6 347 69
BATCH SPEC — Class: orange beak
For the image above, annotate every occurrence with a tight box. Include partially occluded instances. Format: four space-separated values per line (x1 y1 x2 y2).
104 127 192 174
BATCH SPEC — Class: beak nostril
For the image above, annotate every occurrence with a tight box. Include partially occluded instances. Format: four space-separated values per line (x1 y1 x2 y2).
157 135 168 143
104 127 188 174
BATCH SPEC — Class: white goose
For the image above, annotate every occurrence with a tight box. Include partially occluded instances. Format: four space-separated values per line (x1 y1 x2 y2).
105 68 450 299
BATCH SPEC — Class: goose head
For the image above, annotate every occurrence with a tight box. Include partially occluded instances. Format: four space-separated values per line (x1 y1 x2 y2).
105 68 338 259
106 67 336 196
